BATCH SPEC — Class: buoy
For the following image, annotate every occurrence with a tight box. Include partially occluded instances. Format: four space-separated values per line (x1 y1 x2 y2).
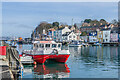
34 65 37 68
34 61 37 65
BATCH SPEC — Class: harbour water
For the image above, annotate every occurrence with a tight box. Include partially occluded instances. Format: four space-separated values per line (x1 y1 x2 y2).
17 44 119 78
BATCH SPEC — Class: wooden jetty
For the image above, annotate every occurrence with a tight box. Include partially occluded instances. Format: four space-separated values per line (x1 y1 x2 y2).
0 45 23 80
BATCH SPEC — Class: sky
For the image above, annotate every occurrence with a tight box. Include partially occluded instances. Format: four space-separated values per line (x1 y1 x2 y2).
2 2 118 38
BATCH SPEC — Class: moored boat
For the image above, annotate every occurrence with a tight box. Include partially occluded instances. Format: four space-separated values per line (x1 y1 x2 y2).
69 41 82 47
92 42 102 46
22 41 70 64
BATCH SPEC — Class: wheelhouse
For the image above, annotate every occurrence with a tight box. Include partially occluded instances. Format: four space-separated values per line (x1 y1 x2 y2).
33 41 62 50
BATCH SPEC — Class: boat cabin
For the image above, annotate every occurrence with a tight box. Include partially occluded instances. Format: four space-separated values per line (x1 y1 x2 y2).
33 41 62 50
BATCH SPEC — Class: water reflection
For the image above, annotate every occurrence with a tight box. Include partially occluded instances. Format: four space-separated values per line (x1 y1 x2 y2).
23 63 70 78
17 44 119 78
68 46 118 78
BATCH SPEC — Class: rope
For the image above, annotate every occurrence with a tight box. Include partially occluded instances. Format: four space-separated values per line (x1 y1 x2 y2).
0 70 10 74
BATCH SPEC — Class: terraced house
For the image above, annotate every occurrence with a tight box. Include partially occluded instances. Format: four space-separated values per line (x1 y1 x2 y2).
110 27 118 42
102 28 111 43
89 31 98 43
97 29 103 43
62 32 77 42
53 26 71 42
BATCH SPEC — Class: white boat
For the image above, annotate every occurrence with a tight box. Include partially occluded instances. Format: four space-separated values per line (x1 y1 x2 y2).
19 53 34 64
81 43 89 46
92 42 102 46
69 41 82 47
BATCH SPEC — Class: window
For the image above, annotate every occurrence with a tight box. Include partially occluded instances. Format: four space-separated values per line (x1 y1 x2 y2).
39 44 41 48
58 44 61 48
105 34 107 37
40 44 44 48
34 44 38 48
34 44 36 47
73 36 75 38
45 44 50 48
52 44 56 48
36 45 38 48
69 36 71 38
106 39 108 41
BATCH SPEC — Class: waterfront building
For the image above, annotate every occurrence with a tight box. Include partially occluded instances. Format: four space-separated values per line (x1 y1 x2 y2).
118 27 120 42
110 33 118 42
54 26 71 42
80 24 111 33
62 32 77 42
74 29 81 41
48 28 55 40
102 28 111 43
80 26 98 33
68 26 75 31
110 27 119 42
97 29 103 43
89 31 98 43
118 33 120 42
80 36 88 42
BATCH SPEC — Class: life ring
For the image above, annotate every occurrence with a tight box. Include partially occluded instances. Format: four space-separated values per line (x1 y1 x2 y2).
22 53 26 57
53 49 58 55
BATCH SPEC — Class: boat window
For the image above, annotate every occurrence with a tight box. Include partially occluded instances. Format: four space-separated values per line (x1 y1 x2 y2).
52 44 56 48
36 45 38 48
45 44 50 48
58 44 61 48
40 44 44 48
41 44 44 48
39 44 41 47
34 44 35 47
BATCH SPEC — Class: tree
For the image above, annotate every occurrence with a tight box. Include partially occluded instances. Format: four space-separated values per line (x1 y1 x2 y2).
81 32 87 36
84 19 92 23
52 22 59 28
90 19 100 27
99 19 107 25
33 21 52 35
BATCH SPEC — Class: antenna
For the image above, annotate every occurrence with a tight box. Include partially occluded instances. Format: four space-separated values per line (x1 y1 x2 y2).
72 18 73 26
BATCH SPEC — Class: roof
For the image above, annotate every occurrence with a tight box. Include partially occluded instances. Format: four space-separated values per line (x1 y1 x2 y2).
111 27 119 33
68 26 72 29
57 27 65 30
62 32 72 36
80 26 97 28
101 28 111 31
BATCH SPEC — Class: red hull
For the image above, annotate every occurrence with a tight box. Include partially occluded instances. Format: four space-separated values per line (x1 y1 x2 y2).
29 54 70 64
0 46 6 55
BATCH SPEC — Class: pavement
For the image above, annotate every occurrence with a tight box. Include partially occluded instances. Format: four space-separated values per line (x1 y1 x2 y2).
0 55 12 80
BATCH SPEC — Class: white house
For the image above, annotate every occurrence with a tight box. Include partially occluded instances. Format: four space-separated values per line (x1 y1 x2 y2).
102 29 111 43
62 32 77 42
54 26 71 42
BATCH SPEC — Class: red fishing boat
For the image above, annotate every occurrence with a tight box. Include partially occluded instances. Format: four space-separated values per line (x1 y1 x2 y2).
21 41 70 64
